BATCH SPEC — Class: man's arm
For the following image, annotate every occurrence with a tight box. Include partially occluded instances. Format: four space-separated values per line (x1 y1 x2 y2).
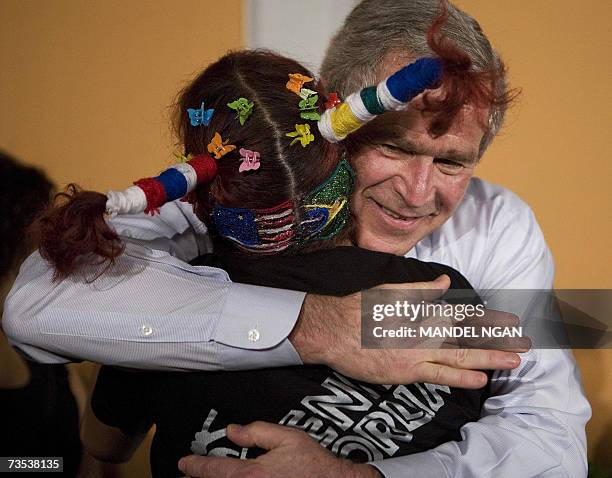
370 201 590 477
370 350 589 478
174 197 589 478
2 243 304 371
2 200 305 371
2 199 519 385
293 282 522 388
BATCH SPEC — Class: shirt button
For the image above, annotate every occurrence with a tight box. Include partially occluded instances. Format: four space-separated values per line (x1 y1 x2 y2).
141 325 153 337
248 328 260 342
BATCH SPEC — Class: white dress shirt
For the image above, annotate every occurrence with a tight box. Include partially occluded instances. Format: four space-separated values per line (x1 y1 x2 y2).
2 177 590 477
370 178 590 477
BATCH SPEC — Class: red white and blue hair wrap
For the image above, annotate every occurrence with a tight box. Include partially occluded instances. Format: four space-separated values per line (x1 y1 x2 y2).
105 154 217 216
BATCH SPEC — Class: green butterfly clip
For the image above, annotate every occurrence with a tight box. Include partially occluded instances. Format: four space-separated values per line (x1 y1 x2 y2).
298 88 320 121
299 88 317 99
227 97 254 125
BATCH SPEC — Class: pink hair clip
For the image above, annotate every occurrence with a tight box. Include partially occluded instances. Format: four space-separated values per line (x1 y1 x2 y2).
239 148 261 173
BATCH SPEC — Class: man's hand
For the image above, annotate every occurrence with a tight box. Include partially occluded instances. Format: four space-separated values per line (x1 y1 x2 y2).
290 275 526 389
178 422 380 478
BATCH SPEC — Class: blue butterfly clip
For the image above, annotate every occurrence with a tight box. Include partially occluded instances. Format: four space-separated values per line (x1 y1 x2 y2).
187 102 214 127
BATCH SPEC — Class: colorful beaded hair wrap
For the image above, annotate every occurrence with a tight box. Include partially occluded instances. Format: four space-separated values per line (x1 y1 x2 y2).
318 57 443 143
211 159 354 253
300 159 354 241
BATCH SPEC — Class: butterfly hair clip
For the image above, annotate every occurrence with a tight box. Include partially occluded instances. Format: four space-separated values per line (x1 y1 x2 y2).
173 152 193 163
207 132 236 159
298 90 320 121
227 97 254 125
286 73 314 96
187 102 214 127
238 148 261 173
286 124 315 147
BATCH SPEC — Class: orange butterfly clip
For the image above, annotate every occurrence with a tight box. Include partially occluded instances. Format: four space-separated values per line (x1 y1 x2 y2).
207 132 236 159
286 73 314 96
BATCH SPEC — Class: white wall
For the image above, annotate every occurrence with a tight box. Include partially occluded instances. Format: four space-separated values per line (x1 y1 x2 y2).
244 0 358 74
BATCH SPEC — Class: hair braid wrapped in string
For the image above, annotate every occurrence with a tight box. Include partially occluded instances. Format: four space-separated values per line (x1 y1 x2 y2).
104 57 443 218
37 5 504 278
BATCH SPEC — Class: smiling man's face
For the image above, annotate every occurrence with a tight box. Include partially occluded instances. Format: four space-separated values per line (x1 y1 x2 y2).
349 97 487 255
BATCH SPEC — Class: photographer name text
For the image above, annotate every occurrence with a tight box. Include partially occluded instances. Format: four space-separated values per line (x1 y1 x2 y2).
372 325 523 338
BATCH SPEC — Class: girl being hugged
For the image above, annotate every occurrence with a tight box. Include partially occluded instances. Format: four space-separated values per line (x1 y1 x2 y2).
35 48 497 476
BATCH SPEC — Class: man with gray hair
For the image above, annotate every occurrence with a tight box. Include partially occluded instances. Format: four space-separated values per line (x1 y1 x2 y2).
4 1 589 477
175 2 589 476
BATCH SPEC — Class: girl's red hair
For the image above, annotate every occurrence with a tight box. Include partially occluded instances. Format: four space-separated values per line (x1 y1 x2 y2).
424 1 519 136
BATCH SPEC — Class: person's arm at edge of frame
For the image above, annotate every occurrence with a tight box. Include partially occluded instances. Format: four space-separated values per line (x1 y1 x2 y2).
2 237 497 385
80 366 152 464
369 204 591 478
81 404 150 464
1 200 304 371
2 199 519 387
1 246 306 372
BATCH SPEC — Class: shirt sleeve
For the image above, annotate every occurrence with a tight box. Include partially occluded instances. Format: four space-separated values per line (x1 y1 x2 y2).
371 201 590 477
107 199 212 262
2 201 305 372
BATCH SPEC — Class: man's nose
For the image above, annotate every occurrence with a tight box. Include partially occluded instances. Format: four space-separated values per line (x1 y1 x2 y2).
397 156 435 208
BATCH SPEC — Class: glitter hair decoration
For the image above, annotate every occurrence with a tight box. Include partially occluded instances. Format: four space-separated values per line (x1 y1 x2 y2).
300 159 354 241
105 154 217 216
211 159 354 253
317 57 443 143
212 201 296 253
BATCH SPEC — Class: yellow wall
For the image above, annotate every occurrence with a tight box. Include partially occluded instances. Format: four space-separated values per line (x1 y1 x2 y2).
3 0 607 289
0 2 242 477
0 0 242 191
1 0 610 473
455 0 611 290
456 0 612 469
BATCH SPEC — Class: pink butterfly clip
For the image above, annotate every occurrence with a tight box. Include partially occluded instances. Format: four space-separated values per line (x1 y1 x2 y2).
238 148 261 173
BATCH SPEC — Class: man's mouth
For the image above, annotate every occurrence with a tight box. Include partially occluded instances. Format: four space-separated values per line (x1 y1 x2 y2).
380 204 408 220
371 199 423 224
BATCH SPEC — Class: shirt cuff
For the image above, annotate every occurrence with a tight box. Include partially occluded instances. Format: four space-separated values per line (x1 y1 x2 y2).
214 282 306 369
369 451 448 478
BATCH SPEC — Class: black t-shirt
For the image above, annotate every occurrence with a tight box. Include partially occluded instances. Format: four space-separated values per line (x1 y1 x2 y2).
92 246 490 477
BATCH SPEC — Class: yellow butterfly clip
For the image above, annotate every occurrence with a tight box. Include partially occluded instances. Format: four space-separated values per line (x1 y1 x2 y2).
286 73 314 96
173 152 193 163
207 132 236 159
286 123 315 147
